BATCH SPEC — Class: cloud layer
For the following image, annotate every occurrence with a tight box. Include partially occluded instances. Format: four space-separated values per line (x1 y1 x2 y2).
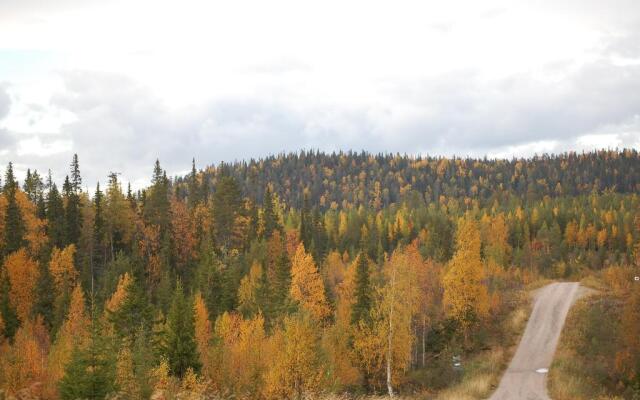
0 0 639 188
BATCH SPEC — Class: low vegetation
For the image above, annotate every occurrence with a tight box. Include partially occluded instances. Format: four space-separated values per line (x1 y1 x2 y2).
549 266 640 400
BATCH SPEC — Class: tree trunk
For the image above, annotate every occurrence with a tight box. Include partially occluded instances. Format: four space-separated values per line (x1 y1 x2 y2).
422 316 427 367
387 267 396 398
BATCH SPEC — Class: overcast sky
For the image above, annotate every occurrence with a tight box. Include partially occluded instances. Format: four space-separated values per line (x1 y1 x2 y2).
0 0 639 189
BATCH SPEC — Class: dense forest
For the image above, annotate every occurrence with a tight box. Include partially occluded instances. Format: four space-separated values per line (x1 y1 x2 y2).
0 149 639 399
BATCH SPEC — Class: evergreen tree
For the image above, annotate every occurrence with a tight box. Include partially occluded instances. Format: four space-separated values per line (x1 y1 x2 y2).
32 260 55 330
70 154 82 192
299 193 312 250
272 250 292 316
261 186 281 239
46 172 66 248
212 174 243 249
143 159 170 231
63 172 82 246
108 277 153 342
93 183 105 278
3 162 26 255
0 277 19 339
188 158 200 208
351 252 372 326
22 168 43 204
58 320 116 400
162 281 201 378
36 191 46 220
126 183 137 211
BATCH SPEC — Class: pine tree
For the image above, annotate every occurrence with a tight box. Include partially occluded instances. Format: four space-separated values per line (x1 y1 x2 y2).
351 252 372 326
3 162 26 255
162 281 201 378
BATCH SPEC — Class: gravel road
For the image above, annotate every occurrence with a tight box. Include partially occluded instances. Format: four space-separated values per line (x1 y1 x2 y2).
489 282 581 400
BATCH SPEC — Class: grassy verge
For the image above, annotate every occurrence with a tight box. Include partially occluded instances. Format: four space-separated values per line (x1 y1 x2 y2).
548 287 629 400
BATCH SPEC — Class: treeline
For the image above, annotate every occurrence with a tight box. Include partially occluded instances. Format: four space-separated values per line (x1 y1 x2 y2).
0 150 638 399
174 148 640 209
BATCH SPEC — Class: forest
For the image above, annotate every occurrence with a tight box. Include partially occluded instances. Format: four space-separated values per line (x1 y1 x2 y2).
0 149 639 399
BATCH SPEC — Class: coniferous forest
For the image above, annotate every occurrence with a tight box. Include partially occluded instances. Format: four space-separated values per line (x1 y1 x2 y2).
0 149 639 399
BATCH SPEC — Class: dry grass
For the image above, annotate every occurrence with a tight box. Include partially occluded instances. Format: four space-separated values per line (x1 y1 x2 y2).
548 290 629 400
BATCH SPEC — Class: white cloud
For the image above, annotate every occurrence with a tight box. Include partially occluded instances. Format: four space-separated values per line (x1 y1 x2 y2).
0 0 639 187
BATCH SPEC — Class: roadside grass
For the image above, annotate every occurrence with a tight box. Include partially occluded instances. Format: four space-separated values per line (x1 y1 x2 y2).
548 288 629 400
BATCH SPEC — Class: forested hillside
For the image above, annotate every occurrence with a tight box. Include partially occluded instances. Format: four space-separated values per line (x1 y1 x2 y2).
175 149 640 208
0 150 639 399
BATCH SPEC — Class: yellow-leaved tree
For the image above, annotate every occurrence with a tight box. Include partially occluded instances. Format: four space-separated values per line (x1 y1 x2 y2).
443 214 489 347
213 312 266 396
105 272 132 314
0 316 50 396
46 284 89 398
263 313 325 399
290 243 330 322
193 292 212 377
49 244 78 295
237 261 264 316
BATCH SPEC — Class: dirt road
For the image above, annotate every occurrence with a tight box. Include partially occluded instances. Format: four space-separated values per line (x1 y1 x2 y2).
488 282 581 400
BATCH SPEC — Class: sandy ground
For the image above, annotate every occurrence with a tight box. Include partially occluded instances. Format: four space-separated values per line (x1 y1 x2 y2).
488 282 582 400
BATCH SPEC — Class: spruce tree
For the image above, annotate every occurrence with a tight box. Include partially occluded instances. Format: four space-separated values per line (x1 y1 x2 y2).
351 252 372 325
212 174 243 249
3 162 26 255
163 281 201 378
63 173 82 246
108 277 153 342
272 249 292 316
93 183 105 278
299 194 312 250
143 159 170 231
188 158 200 208
0 278 19 339
32 260 55 330
47 181 66 249
261 186 281 239
58 320 116 400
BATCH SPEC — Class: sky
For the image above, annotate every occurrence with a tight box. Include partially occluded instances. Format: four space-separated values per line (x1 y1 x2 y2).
0 0 639 189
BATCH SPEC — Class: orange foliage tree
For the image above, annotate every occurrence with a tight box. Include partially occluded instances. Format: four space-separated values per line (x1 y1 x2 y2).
4 249 39 323
49 244 78 294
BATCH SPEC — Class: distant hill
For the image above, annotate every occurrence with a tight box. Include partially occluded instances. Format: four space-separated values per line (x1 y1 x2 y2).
174 149 640 208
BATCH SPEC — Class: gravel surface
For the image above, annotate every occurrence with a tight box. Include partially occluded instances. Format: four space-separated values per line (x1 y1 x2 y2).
489 282 581 400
